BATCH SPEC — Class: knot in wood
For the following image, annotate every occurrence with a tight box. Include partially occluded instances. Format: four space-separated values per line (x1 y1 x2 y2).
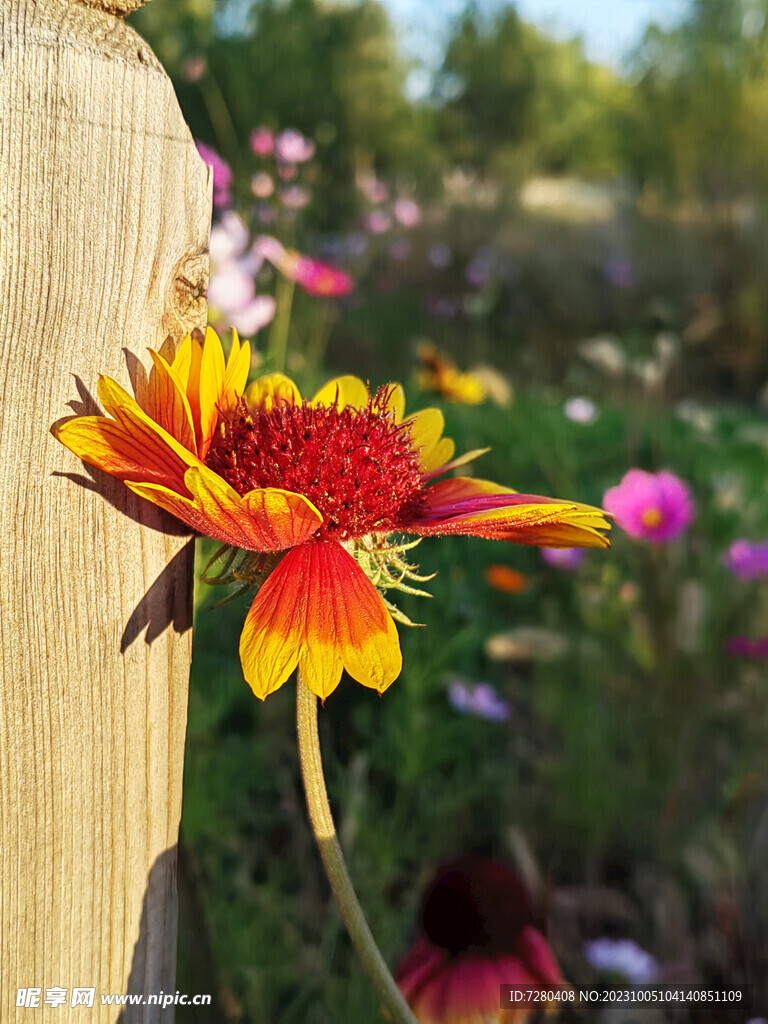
171 255 210 326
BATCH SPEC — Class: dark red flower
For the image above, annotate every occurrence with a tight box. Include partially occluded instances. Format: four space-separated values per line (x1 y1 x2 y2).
396 857 565 1023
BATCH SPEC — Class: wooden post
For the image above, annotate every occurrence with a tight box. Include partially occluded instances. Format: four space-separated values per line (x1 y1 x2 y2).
0 1 211 1019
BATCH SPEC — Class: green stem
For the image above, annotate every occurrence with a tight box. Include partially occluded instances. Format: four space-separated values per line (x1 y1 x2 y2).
295 674 418 1024
267 274 295 374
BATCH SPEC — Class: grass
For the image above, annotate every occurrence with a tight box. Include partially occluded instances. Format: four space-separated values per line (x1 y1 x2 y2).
176 384 768 1020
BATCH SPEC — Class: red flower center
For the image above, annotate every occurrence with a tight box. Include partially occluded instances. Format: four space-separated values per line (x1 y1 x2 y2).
206 387 425 540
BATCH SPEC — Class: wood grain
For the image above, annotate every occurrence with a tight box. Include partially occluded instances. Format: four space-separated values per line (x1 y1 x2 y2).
0 1 211 1019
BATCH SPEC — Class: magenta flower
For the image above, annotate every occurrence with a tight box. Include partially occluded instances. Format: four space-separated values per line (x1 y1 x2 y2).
603 470 693 543
726 636 768 658
541 547 586 571
195 141 233 208
274 128 315 164
255 235 354 298
723 540 768 579
250 126 275 157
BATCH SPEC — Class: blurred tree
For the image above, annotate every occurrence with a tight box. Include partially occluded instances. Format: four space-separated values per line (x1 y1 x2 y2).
625 0 768 200
131 0 441 227
435 3 628 180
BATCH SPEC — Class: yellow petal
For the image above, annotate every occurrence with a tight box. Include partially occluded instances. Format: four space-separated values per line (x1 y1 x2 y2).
403 407 455 472
384 383 406 422
171 334 194 391
221 329 251 415
245 373 302 412
145 349 197 453
425 447 491 478
195 326 226 457
311 375 369 410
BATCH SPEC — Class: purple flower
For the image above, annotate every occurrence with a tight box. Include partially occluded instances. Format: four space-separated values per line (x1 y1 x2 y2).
726 636 768 658
274 128 315 164
345 232 369 258
541 548 586 571
388 237 411 262
250 126 274 157
447 679 510 722
723 540 768 579
604 257 634 290
583 938 658 984
195 141 233 209
603 470 694 543
428 243 451 269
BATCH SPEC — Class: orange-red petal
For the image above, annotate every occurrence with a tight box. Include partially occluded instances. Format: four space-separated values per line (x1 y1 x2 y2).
55 413 191 491
239 542 402 700
127 467 322 551
56 375 201 493
410 477 610 548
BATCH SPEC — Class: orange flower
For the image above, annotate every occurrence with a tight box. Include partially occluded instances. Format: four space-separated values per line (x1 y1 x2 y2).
485 564 528 594
55 328 609 701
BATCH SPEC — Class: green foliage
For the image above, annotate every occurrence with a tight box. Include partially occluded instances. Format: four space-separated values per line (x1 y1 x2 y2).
178 388 768 1019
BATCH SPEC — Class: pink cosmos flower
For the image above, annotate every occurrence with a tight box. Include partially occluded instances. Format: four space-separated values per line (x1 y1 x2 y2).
393 197 421 228
229 296 277 336
251 172 275 199
279 185 312 210
208 214 275 336
250 126 275 157
255 235 354 297
364 210 392 235
723 540 768 579
359 176 389 204
274 128 315 164
541 547 585 570
195 141 233 209
603 470 694 543
397 857 564 1023
181 56 207 82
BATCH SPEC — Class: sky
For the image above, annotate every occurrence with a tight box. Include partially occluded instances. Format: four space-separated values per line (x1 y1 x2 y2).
381 0 692 74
